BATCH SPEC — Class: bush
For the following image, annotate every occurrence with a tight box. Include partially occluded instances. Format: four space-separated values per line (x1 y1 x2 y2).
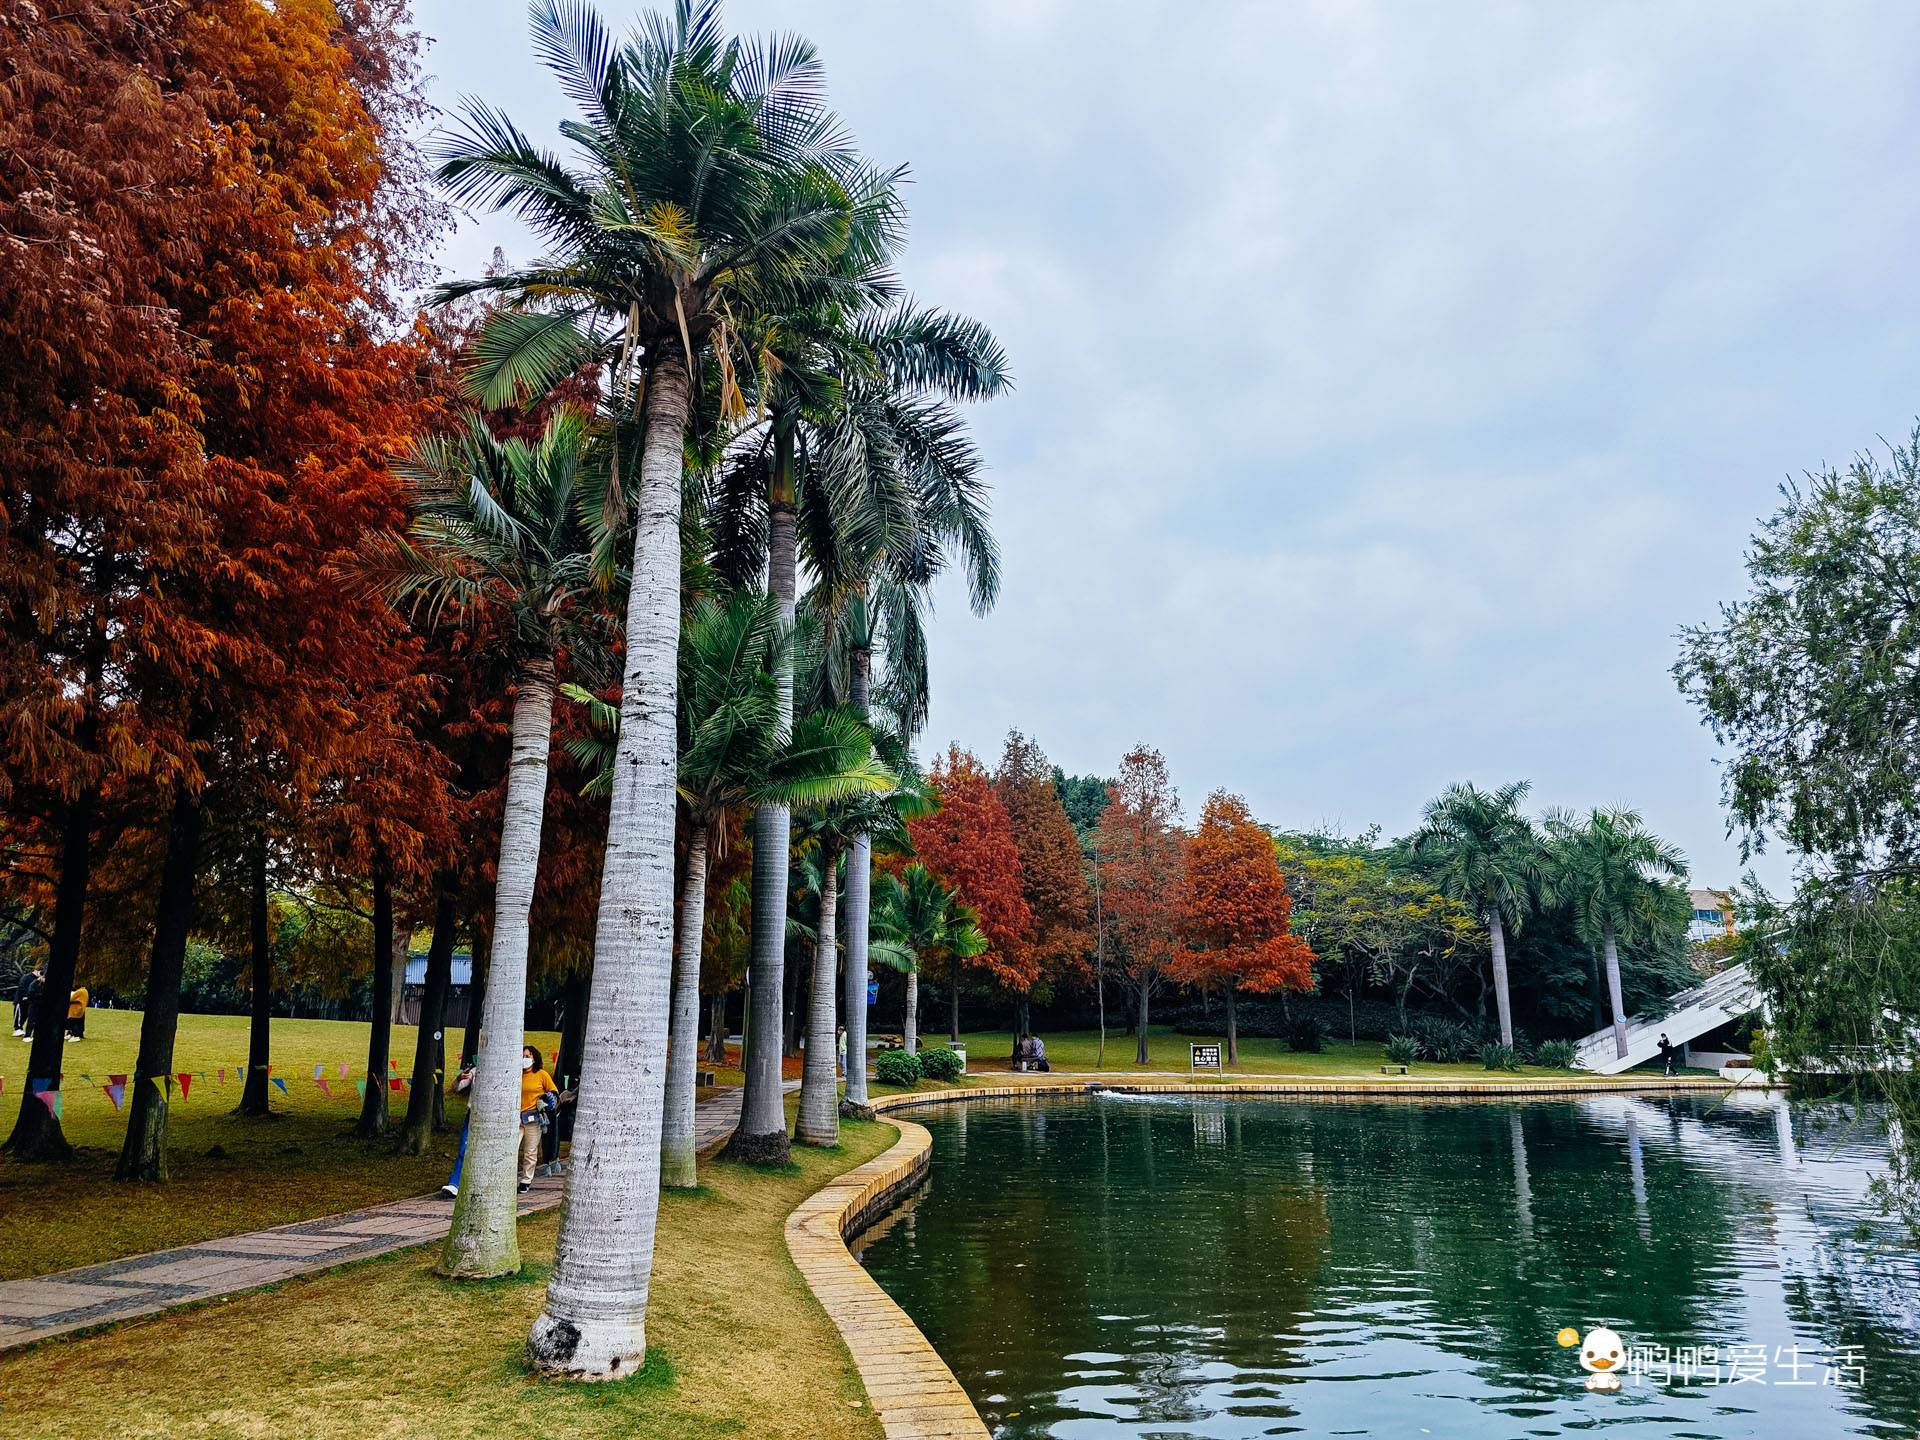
875 1049 922 1087
1535 1038 1577 1070
1384 1034 1421 1066
1413 1016 1474 1064
1479 1041 1521 1072
1286 1015 1328 1053
918 1047 964 1082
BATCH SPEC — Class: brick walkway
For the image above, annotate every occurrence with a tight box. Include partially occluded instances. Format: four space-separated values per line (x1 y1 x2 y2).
0 1082 779 1351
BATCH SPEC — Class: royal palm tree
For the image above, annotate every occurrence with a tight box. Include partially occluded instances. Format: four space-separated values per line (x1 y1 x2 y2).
366 408 616 1279
433 0 877 1376
564 590 890 1184
1410 780 1542 1047
1544 807 1688 1058
870 863 984 1056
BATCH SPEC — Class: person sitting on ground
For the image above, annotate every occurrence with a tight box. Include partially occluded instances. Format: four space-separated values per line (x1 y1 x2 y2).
1031 1033 1049 1073
66 983 88 1040
519 1045 559 1192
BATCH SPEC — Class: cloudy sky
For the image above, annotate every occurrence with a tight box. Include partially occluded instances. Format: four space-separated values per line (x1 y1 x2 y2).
414 0 1920 889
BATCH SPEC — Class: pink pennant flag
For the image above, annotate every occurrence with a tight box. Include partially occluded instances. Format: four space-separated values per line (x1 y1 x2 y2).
103 1081 124 1111
176 1073 192 1099
35 1090 60 1120
338 1062 348 1079
271 1077 287 1095
315 1078 331 1098
217 1068 226 1085
109 1072 127 1085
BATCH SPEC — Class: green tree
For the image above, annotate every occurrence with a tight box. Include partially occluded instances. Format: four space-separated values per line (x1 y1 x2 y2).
369 407 615 1279
1544 808 1687 1058
1409 781 1542 1046
871 863 985 1055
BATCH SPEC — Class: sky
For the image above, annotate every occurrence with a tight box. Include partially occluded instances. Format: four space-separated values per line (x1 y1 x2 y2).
413 0 1920 891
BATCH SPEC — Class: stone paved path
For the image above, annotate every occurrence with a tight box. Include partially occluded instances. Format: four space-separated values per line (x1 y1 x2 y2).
0 1081 785 1351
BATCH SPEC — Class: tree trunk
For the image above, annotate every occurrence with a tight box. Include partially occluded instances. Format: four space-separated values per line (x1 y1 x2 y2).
841 646 872 1113
353 866 396 1138
525 354 686 1379
706 992 727 1065
1603 922 1629 1059
796 841 841 1147
461 923 490 1071
443 654 557 1278
1225 981 1238 1066
781 936 803 1059
3 786 95 1160
557 967 589 1092
113 793 204 1182
1488 901 1515 1047
904 970 919 1055
949 953 962 1042
1135 972 1150 1066
1012 994 1030 1053
726 427 798 1168
1589 948 1605 1032
397 878 458 1154
660 822 709 1188
238 835 273 1117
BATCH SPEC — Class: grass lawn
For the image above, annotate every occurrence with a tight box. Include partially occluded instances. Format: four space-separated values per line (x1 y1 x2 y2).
0 1106 896 1440
951 1025 1607 1083
0 1010 559 1280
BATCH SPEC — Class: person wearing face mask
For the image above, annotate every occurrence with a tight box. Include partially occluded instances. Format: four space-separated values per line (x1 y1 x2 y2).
518 1045 559 1192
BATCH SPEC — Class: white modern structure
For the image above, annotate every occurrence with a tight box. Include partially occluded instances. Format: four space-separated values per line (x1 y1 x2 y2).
1574 961 1761 1075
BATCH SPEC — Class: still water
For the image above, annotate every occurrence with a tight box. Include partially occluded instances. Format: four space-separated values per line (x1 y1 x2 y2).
854 1093 1920 1438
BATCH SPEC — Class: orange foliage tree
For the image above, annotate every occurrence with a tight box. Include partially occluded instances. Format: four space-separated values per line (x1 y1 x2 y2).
1174 790 1315 1063
994 732 1089 1045
1095 745 1187 1065
907 745 1034 1040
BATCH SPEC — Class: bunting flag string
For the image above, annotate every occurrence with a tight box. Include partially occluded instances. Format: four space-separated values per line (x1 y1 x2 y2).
103 1081 124 1110
271 1077 288 1095
150 1075 171 1099
176 1073 192 1099
8 1056 477 1108
315 1078 330 1098
35 1089 61 1119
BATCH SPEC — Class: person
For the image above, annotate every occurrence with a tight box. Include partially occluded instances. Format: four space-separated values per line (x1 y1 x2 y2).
439 1063 476 1199
1657 1033 1674 1077
836 1025 847 1078
1031 1033 1049 1073
18 967 43 1042
519 1045 559 1192
12 967 39 1037
66 983 88 1040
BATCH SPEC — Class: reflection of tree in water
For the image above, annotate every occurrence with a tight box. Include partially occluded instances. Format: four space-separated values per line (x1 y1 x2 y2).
862 1096 1918 1439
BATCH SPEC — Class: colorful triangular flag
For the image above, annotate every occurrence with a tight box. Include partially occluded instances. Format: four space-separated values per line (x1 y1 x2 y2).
271 1077 287 1094
176 1072 192 1099
109 1073 127 1086
217 1067 226 1085
313 1064 323 1082
150 1075 170 1099
103 1081 125 1111
315 1078 331 1098
34 1090 60 1119
389 1078 403 1092
355 1079 366 1098
338 1061 348 1079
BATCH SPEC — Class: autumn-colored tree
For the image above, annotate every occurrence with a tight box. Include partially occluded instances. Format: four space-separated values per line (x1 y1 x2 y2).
1094 745 1187 1065
994 732 1089 1045
1174 790 1314 1063
907 744 1034 1039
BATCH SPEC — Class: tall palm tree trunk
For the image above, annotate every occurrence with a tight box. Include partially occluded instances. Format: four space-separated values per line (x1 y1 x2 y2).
460 924 489 1071
1603 922 1629 1059
1488 903 1515 1047
525 358 687 1379
442 654 557 1278
841 647 872 1112
797 842 841 1146
904 970 919 1054
239 836 273 1117
727 433 797 1165
660 822 709 1188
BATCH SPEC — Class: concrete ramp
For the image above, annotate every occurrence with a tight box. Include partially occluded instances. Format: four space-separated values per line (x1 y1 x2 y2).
1574 962 1760 1075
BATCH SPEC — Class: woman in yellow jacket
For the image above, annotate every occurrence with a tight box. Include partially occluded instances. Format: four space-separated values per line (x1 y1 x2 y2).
518 1045 559 1192
66 984 88 1041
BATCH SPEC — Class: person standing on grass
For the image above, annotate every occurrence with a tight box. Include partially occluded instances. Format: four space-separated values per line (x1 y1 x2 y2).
17 967 42 1041
1658 1033 1674 1076
518 1046 558 1193
65 983 87 1041
12 967 39 1037
439 1062 477 1199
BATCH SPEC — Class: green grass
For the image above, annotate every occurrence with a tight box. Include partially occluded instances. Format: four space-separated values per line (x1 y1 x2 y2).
0 1110 897 1440
0 1009 560 1279
949 1025 1602 1083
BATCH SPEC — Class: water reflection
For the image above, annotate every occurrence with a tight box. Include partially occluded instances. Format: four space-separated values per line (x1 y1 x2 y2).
855 1094 1920 1439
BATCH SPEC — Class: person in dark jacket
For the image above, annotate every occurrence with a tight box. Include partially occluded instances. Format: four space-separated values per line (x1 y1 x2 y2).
16 968 43 1040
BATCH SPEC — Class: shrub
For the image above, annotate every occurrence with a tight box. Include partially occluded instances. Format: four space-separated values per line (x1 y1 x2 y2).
1479 1041 1521 1072
875 1049 922 1087
918 1047 964 1082
1384 1034 1421 1066
1413 1016 1474 1064
1286 1015 1327 1053
1535 1038 1577 1070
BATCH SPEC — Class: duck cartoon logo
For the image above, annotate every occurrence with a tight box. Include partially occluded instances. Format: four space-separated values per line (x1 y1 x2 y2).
1578 1326 1625 1392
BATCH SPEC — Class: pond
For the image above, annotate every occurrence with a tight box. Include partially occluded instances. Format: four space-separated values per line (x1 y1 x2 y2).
854 1092 1920 1439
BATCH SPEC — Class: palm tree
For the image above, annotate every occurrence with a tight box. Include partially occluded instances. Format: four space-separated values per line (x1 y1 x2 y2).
366 408 615 1279
870 863 984 1056
1544 807 1688 1058
1410 781 1542 1047
433 0 875 1377
564 590 890 1185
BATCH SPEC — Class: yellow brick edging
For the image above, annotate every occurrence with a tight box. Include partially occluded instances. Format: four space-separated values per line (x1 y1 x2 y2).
785 1117 991 1440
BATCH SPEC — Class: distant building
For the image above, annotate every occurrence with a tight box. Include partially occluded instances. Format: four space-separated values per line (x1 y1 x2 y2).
1687 888 1734 944
399 951 473 1027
